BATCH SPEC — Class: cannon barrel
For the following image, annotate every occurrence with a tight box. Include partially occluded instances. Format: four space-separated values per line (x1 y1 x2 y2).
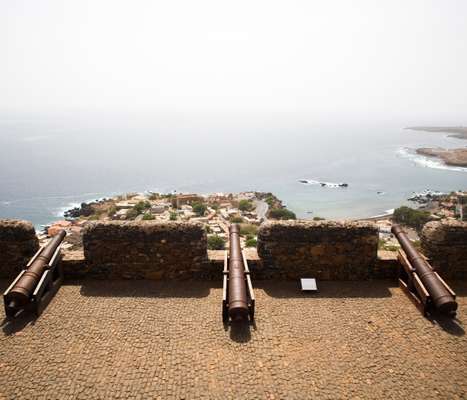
7 230 66 310
391 224 457 314
228 224 249 322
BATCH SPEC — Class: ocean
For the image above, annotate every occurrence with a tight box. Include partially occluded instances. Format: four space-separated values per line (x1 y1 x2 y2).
0 112 466 229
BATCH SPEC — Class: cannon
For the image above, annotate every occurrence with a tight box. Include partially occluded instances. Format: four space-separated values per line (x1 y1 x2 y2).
391 224 457 316
222 224 255 323
3 230 66 318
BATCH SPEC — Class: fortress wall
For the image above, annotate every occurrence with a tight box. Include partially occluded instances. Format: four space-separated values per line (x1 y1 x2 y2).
0 219 39 279
82 221 208 279
421 220 467 279
257 220 379 280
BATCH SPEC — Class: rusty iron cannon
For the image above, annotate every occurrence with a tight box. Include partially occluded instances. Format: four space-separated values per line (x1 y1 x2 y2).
391 224 457 316
222 224 255 323
4 230 66 318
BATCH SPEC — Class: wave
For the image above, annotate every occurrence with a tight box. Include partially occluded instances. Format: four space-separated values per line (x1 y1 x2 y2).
397 147 467 173
53 202 82 218
299 179 348 188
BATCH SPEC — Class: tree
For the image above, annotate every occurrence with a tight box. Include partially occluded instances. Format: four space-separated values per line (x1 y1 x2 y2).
107 206 117 217
238 199 254 212
134 201 151 214
192 202 207 217
245 238 257 247
393 206 431 230
269 208 296 220
142 213 155 220
239 224 258 236
169 211 178 221
208 235 226 250
126 208 139 220
230 215 244 223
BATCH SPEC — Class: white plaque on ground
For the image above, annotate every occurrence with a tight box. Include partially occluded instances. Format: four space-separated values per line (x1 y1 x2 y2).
300 278 317 292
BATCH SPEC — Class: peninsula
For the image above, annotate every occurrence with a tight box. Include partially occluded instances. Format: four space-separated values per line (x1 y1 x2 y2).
406 126 467 167
416 147 467 167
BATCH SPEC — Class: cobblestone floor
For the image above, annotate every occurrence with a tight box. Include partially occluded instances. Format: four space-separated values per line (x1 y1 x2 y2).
1 280 466 400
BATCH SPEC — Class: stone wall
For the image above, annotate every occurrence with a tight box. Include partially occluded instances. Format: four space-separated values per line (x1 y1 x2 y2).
0 219 39 279
257 220 379 280
421 220 467 279
82 221 208 279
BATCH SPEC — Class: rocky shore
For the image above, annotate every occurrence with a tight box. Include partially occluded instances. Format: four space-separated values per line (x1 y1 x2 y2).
416 147 467 167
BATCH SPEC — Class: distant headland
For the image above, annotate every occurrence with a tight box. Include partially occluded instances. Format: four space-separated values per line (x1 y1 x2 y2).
406 126 467 140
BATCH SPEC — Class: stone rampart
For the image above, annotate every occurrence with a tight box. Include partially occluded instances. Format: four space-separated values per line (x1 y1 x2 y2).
421 220 467 279
82 221 208 279
0 219 39 279
257 220 379 280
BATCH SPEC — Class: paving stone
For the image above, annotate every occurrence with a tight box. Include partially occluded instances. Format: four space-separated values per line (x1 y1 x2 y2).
0 280 466 399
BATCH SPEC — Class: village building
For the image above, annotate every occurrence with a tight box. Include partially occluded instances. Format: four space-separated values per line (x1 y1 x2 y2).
171 194 203 209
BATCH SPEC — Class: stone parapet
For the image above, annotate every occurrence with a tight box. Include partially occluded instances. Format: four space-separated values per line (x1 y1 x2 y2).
421 220 467 279
0 219 39 279
82 221 208 279
257 220 379 280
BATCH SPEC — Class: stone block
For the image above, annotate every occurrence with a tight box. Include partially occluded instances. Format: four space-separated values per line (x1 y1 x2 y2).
257 220 378 280
0 219 39 279
82 221 208 279
421 220 467 279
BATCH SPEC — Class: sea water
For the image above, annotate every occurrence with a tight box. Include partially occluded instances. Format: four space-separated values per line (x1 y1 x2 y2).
0 112 465 229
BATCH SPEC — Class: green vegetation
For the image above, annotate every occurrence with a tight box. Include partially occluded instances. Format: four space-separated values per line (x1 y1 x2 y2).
142 213 155 220
205 225 212 234
107 206 117 217
265 195 275 207
393 206 431 230
269 208 296 220
239 223 258 236
126 208 139 219
192 202 207 217
245 238 257 247
378 239 399 252
313 216 325 221
169 211 178 221
134 201 151 214
230 215 244 223
207 235 226 250
238 199 255 212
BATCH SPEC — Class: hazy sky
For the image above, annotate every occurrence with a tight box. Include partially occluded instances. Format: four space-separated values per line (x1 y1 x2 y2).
1 1 466 123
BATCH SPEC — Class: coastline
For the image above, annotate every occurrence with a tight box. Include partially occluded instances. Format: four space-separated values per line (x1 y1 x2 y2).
415 147 467 167
405 126 467 168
